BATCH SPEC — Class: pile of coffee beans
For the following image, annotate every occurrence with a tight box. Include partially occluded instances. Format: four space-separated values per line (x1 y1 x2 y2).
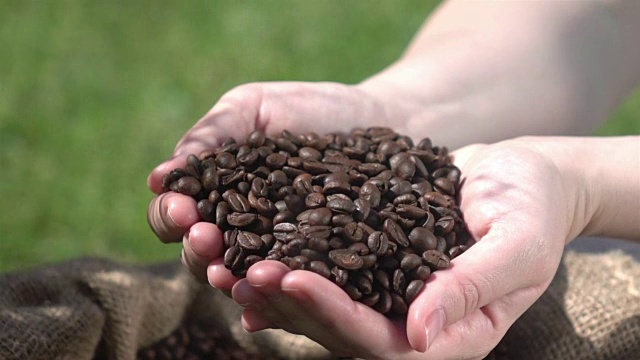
162 127 472 317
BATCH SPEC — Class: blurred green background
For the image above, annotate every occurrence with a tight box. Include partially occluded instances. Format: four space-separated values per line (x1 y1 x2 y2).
1 1 638 273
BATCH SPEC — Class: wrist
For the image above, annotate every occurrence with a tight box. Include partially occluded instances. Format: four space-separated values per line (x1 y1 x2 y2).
524 136 640 242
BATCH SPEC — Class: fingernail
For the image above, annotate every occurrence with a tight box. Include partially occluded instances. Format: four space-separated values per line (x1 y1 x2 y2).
424 308 445 351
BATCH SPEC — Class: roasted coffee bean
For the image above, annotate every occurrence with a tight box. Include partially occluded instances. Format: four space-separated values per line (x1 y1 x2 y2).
246 214 271 236
391 292 408 315
348 242 369 256
342 283 363 301
237 148 259 167
261 234 276 249
175 176 201 196
275 137 298 153
331 266 349 286
435 215 456 235
392 269 406 294
358 163 388 177
367 231 389 256
282 238 306 257
422 250 450 270
361 291 381 307
273 210 295 225
410 265 431 281
287 156 303 168
215 152 237 169
289 255 309 270
227 212 258 227
223 229 239 248
237 181 250 195
223 246 244 271
408 227 438 253
361 253 377 268
305 192 326 209
411 181 432 197
227 193 251 213
273 222 297 233
302 225 332 240
215 201 231 228
275 186 295 201
300 248 327 262
374 289 392 314
250 177 269 197
353 198 371 222
445 231 457 248
237 231 263 251
327 198 356 214
244 255 263 269
405 280 425 304
265 153 287 169
254 197 278 217
201 168 219 191
297 146 322 161
302 159 328 174
252 166 271 179
344 222 364 243
433 177 455 196
347 169 368 185
267 170 288 189
395 204 427 220
308 237 330 252
448 245 468 259
393 193 418 206
292 173 314 198
331 214 354 227
395 159 416 181
377 140 401 156
307 207 333 226
328 236 346 250
423 191 455 208
246 130 266 148
308 261 331 278
197 199 216 222
388 179 412 198
400 253 422 272
284 194 306 215
353 273 373 295
383 219 410 247
329 248 363 270
323 180 352 195
221 168 245 185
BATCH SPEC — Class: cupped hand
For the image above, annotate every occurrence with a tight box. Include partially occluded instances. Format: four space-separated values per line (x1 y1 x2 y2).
147 81 403 282
232 138 586 359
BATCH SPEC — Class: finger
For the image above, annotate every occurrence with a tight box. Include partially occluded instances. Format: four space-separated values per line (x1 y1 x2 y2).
147 192 199 243
181 223 223 282
206 258 241 291
244 261 409 358
406 224 552 352
241 308 278 333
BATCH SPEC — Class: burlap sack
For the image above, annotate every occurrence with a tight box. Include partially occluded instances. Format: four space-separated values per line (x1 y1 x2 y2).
1 249 638 359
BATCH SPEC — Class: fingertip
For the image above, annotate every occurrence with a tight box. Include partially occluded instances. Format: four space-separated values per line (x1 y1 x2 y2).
246 260 291 288
241 308 276 332
148 192 197 243
207 258 240 291
167 194 199 228
188 222 224 258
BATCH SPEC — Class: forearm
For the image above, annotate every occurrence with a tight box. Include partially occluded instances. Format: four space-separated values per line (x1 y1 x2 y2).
529 136 640 242
358 1 640 149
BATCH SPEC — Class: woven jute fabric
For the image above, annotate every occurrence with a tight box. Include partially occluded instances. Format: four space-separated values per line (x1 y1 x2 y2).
0 250 638 360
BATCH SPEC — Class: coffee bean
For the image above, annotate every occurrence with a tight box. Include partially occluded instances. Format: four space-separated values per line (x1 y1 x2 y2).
223 229 239 248
307 207 333 226
423 191 455 209
282 238 306 257
327 198 356 214
348 242 369 256
254 197 277 217
284 194 305 215
353 274 373 295
265 153 287 169
342 283 363 300
344 222 364 243
301 225 332 240
391 292 408 315
197 199 216 222
305 192 326 209
175 176 201 196
392 193 418 206
227 193 251 213
308 261 331 278
422 250 450 270
275 186 295 201
289 255 309 270
223 246 244 271
392 269 406 294
388 179 412 198
329 248 363 270
404 280 425 304
361 291 381 307
361 254 377 268
331 214 354 227
382 219 410 247
215 201 231 229
227 212 258 227
323 180 352 195
267 170 288 189
358 182 382 208
367 231 389 256
433 177 455 196
237 231 263 251
308 237 330 252
400 253 422 272
448 244 468 259
395 159 416 181
408 227 438 253
273 210 295 225
435 215 456 235
374 289 392 314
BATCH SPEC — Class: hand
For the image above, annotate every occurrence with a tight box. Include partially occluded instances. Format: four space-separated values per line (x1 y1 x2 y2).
231 138 587 359
147 81 411 282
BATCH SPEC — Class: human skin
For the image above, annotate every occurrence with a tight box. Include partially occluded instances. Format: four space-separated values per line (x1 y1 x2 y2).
146 0 640 358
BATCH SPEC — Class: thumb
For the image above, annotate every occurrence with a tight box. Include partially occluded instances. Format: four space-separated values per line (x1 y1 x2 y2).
406 224 550 352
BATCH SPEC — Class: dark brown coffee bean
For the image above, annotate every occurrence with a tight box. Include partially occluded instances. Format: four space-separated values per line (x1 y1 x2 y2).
353 198 371 222
237 231 264 251
400 253 422 272
328 236 345 250
286 156 302 168
214 152 236 169
323 180 352 195
199 167 219 192
360 253 377 268
405 280 425 304
327 198 356 214
448 245 468 259
282 166 305 178
223 246 244 271
237 181 251 195
329 266 348 286
367 231 389 256
445 231 457 248
227 193 251 213
284 194 305 215
248 214 273 235
423 191 455 208
357 163 388 177
353 274 373 295
274 137 298 153
421 211 436 232
267 170 288 189
377 140 401 156
408 227 438 253
433 177 455 196
395 159 416 181
292 173 313 198
300 249 327 263
392 193 418 206
391 292 408 315
196 199 216 222
392 269 406 294
344 222 364 243
252 166 271 179
358 182 382 208
331 214 354 227
237 148 259 167
382 219 410 247
301 159 327 175
273 210 295 225
374 289 392 314
273 222 297 233
410 265 431 281
388 179 412 198
250 177 269 197
282 238 306 257
366 127 395 141
411 181 433 197
289 255 309 270
361 291 381 307
275 186 295 201
435 215 456 235
348 242 369 256
306 207 332 226
347 169 368 185
422 250 450 270
395 204 427 219
301 225 332 240
308 237 330 252
436 236 447 253
305 192 326 209
254 197 277 217
265 153 287 169
221 168 245 185
215 201 231 228
223 229 239 248
174 176 201 196
295 146 321 161
329 248 364 270
308 261 331 278
342 283 363 300
227 212 258 227
261 234 276 249
245 130 266 148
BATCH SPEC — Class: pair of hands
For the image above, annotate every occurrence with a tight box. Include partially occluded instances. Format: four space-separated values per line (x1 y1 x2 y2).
147 81 584 359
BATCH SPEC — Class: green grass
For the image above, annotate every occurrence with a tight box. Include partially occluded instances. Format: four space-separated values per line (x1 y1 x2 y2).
1 1 638 273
